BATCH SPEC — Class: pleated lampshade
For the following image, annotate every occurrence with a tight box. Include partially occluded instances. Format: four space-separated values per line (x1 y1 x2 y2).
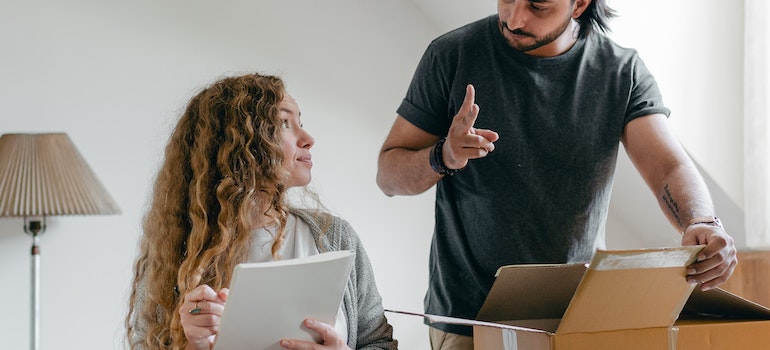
0 133 120 217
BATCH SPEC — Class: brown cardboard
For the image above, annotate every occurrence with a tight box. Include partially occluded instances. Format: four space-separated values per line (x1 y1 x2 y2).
387 246 770 349
556 248 701 333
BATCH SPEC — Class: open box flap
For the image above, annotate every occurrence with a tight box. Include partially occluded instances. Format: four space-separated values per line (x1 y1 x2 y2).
384 309 553 335
476 263 587 322
682 287 770 320
556 246 703 334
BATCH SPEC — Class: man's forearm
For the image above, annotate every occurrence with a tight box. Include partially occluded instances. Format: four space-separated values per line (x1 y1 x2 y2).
376 146 442 196
656 163 716 232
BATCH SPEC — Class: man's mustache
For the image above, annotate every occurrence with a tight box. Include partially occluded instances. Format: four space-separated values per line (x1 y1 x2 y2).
500 21 535 37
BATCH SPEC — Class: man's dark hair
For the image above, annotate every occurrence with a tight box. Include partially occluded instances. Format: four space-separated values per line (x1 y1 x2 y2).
576 0 617 38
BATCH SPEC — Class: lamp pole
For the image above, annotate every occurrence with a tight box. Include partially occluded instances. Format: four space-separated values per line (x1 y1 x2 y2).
25 219 44 350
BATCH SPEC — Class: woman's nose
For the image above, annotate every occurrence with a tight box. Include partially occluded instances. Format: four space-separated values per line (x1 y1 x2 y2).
299 129 314 149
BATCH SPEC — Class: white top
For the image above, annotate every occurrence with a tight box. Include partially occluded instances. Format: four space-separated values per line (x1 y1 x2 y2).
248 213 349 343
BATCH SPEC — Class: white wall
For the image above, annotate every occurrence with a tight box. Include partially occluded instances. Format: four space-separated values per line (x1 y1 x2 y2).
0 1 745 349
610 0 745 206
0 0 438 348
606 0 745 249
744 0 770 248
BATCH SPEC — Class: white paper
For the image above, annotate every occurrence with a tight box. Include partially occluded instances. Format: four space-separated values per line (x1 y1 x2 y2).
213 250 355 350
591 246 703 270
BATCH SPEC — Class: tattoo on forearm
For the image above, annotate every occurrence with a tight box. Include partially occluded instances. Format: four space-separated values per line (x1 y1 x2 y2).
662 184 682 226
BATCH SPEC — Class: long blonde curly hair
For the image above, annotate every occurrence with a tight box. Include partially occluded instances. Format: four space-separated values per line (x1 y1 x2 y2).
126 73 299 349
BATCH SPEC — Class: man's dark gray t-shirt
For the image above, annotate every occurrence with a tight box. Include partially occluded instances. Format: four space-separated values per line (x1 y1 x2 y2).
397 15 670 336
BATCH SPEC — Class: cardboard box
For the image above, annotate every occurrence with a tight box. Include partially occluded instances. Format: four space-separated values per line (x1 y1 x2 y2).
389 246 770 349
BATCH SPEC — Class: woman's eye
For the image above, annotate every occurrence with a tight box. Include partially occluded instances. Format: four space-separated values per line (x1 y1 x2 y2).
281 120 290 129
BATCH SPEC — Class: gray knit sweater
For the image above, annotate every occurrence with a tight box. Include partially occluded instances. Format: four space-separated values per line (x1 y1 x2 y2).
291 209 398 349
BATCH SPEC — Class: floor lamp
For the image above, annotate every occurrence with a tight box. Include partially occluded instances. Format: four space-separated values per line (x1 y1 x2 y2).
0 133 120 350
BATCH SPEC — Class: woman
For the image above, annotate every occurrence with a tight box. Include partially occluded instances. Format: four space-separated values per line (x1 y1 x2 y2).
126 73 397 350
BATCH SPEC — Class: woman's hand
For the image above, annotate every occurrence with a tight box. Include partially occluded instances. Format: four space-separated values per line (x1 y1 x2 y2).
279 319 352 350
179 285 229 350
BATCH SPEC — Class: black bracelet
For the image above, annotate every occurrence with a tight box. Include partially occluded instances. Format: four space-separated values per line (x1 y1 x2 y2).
429 137 457 176
682 216 722 234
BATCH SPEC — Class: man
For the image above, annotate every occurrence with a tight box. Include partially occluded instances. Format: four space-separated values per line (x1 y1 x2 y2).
376 1 737 349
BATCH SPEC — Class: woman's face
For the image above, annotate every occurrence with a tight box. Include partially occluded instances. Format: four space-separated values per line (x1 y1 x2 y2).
278 93 315 187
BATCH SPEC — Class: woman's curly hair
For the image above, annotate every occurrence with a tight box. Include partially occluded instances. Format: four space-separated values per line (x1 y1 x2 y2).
125 73 297 349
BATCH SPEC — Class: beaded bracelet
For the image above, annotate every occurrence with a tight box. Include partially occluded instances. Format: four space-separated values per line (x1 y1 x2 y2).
429 137 457 176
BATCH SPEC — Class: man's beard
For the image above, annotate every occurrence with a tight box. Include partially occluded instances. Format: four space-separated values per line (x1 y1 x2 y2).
499 14 574 53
